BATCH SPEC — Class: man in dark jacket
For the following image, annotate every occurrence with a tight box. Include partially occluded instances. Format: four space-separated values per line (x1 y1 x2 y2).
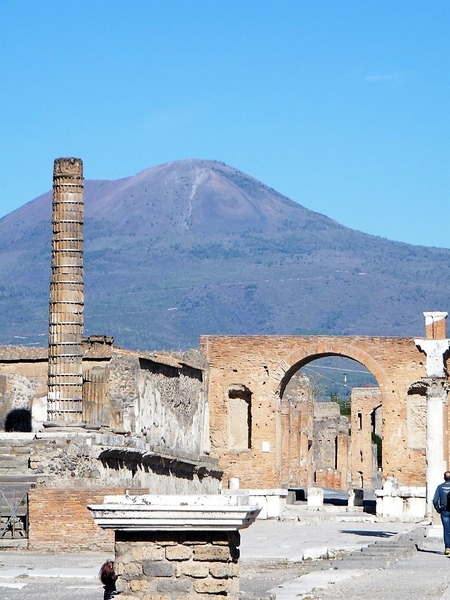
433 471 450 555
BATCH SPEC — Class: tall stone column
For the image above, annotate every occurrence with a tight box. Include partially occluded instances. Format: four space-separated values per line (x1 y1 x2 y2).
47 158 84 423
424 379 448 511
415 312 450 514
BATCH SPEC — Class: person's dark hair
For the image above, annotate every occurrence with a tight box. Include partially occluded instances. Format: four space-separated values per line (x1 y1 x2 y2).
444 472 450 482
99 560 117 585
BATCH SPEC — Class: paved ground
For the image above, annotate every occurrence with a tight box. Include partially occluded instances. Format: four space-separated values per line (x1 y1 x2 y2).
0 505 449 599
239 505 445 600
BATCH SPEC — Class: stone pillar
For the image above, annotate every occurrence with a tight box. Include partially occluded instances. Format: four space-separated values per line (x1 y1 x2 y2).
89 494 260 600
424 379 448 512
307 487 323 509
415 312 450 514
47 158 84 422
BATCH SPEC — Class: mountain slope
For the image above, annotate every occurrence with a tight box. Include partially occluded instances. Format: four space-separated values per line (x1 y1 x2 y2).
0 159 449 350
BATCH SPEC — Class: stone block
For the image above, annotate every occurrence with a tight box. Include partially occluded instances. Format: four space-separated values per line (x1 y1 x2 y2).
133 545 164 561
209 563 230 578
152 533 178 546
307 487 323 509
157 577 192 593
116 578 130 593
194 545 230 561
165 545 193 561
142 560 174 577
193 578 230 594
121 561 142 579
182 538 208 546
130 578 150 593
178 561 209 578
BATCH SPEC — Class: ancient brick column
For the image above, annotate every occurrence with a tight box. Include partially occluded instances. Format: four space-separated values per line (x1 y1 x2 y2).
47 157 84 422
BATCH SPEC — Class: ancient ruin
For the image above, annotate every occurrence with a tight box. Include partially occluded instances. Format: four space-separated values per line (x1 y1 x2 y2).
48 157 84 421
0 158 449 561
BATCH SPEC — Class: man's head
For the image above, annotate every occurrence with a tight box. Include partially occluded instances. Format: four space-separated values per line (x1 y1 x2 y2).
444 472 450 482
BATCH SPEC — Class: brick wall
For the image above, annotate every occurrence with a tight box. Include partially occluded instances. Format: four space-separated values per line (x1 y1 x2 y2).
201 334 430 489
28 487 146 551
350 388 382 489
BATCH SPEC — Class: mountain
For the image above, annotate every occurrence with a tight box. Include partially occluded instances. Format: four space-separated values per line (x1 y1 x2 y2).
0 158 449 350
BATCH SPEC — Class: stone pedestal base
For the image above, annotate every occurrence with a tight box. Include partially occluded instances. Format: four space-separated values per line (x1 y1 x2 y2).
89 494 260 599
115 530 240 599
375 478 426 521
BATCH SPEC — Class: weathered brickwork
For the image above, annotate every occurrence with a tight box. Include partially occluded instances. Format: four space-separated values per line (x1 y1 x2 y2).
5 430 220 550
201 335 441 489
28 487 127 551
114 530 240 599
280 375 314 488
350 388 382 489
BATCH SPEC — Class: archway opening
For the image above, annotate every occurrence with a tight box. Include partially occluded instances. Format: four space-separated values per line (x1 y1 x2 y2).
280 355 382 495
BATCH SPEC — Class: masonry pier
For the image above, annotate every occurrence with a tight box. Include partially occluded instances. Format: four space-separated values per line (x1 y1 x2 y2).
89 494 260 599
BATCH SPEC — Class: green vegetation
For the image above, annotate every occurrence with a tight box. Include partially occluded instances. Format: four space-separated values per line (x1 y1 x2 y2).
330 392 351 416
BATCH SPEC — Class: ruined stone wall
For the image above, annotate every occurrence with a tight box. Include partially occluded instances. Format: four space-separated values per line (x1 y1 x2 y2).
350 387 382 489
280 374 314 488
0 347 48 431
4 431 220 551
26 433 220 493
0 343 209 462
0 341 217 551
313 401 349 489
313 401 347 469
0 340 114 432
108 351 209 457
201 335 431 489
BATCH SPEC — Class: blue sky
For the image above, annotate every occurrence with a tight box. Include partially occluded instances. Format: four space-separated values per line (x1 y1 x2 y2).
1 1 449 247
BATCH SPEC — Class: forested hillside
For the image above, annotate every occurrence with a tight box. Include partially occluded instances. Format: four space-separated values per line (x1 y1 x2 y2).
0 159 448 350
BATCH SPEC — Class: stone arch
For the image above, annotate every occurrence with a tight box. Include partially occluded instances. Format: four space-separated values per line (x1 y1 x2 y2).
201 334 427 489
272 342 388 491
274 341 389 399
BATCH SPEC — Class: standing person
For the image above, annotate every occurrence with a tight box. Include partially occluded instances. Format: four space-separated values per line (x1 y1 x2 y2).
433 471 450 555
99 560 119 599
